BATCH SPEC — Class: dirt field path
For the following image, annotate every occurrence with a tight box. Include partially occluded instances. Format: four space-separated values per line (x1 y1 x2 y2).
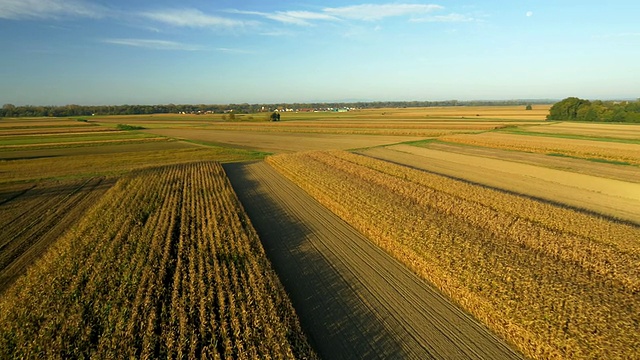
361 145 640 224
224 161 523 360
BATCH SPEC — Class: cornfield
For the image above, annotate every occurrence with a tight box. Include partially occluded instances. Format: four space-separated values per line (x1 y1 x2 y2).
0 162 316 359
267 150 640 360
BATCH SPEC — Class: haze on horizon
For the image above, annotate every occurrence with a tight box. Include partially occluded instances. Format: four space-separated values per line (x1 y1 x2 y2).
0 0 638 106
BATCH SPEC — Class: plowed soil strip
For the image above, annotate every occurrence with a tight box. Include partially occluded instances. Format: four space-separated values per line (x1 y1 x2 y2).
224 161 523 360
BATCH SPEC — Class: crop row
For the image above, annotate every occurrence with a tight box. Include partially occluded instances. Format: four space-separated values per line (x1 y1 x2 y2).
267 151 639 360
0 162 316 359
439 132 640 164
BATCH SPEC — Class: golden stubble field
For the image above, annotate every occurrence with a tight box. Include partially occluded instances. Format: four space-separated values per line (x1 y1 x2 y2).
1 105 639 359
267 150 640 359
360 144 640 223
519 121 640 140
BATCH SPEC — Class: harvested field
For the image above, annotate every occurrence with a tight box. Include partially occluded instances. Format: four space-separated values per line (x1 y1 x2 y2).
0 162 315 358
0 126 114 136
0 178 114 293
440 132 640 164
1 131 141 141
358 105 551 120
224 161 522 359
192 121 506 136
360 144 640 224
0 119 174 154
413 142 640 183
0 132 165 149
146 128 419 153
0 118 95 129
0 137 171 151
519 122 640 140
0 147 266 183
0 140 200 161
267 151 640 359
92 114 221 125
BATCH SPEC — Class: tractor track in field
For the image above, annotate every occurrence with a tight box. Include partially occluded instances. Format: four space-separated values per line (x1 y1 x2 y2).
224 161 523 360
0 177 114 293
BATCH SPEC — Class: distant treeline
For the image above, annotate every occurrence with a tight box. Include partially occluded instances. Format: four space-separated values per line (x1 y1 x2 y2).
547 97 640 123
1 99 549 118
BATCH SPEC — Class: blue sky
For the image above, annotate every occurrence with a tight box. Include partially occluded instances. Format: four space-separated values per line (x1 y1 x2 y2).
1 0 638 105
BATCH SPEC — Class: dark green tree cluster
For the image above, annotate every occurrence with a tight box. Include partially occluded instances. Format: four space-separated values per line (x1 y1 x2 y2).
0 103 244 117
547 97 640 122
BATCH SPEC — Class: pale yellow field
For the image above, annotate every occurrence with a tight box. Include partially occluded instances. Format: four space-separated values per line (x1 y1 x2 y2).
360 105 552 120
440 132 640 164
361 144 640 224
519 122 640 140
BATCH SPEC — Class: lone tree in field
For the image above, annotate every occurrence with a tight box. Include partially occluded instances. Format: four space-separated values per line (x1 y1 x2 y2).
270 111 281 121
525 104 533 110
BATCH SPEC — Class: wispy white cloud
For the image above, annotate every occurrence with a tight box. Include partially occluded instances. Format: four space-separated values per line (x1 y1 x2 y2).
142 8 252 29
410 13 475 23
323 4 442 21
271 10 338 25
104 38 203 51
231 3 443 25
228 9 336 26
215 47 254 54
0 0 105 20
103 39 255 53
260 30 295 37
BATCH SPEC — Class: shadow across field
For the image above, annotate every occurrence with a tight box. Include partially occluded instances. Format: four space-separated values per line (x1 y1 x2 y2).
224 162 404 359
0 154 61 161
224 162 523 360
